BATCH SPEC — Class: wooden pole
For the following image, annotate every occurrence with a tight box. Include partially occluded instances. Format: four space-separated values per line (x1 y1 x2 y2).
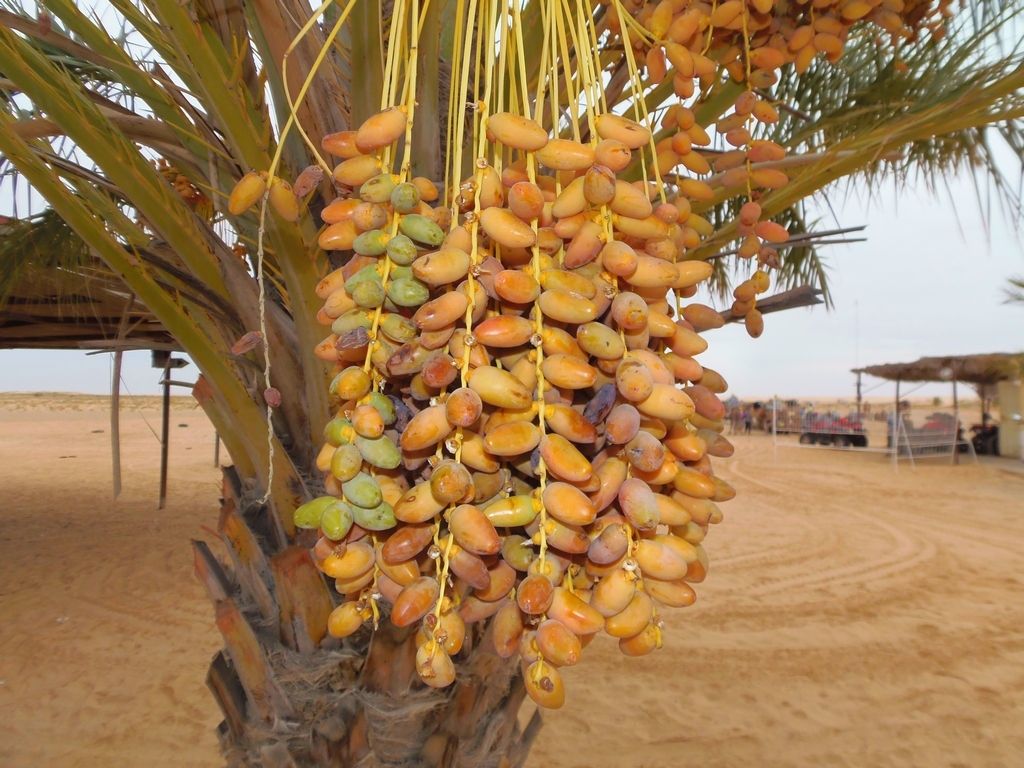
159 357 171 509
771 394 777 462
110 295 134 499
893 378 901 466
111 349 123 498
952 378 960 466
856 371 862 420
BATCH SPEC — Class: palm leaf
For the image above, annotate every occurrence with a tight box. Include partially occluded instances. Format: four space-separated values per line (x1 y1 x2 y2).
1005 275 1024 304
773 5 1024 211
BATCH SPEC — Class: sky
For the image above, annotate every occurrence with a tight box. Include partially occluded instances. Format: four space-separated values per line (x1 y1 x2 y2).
2 165 1020 401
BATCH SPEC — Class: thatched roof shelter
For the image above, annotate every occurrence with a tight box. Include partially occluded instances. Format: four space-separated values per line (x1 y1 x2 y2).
0 264 175 350
0 211 183 352
852 353 1024 386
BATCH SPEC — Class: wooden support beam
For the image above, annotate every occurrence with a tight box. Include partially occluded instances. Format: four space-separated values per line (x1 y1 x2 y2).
1 303 151 319
855 371 862 420
0 337 176 351
111 349 122 498
158 357 171 509
0 322 143 339
894 378 901 465
952 378 960 466
108 294 132 500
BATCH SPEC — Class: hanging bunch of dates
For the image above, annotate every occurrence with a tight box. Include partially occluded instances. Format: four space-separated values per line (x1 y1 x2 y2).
231 0 951 709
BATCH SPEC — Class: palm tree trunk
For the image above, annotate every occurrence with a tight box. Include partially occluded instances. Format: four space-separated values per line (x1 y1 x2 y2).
194 467 542 767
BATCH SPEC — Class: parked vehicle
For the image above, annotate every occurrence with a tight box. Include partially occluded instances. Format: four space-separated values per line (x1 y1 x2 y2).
798 412 869 447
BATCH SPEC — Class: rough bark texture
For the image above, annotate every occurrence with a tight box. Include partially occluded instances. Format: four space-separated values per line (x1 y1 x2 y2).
195 467 541 767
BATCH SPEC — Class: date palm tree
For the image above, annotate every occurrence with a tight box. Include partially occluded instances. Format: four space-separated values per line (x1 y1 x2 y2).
0 0 1022 764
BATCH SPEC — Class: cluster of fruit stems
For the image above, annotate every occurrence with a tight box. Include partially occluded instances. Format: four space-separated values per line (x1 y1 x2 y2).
262 0 783 675
442 0 671 678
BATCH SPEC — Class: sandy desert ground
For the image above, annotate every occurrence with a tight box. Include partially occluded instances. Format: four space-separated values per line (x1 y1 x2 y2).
1 393 1022 767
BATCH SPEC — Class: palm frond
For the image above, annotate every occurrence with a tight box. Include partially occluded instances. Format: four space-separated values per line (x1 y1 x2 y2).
770 4 1024 217
702 200 842 308
1005 275 1024 304
770 206 836 309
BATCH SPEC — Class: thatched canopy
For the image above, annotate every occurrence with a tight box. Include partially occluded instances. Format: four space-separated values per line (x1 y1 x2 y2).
853 353 1024 385
0 211 176 351
0 264 174 351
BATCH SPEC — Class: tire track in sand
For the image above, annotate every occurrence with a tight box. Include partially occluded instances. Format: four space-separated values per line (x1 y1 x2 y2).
724 453 939 599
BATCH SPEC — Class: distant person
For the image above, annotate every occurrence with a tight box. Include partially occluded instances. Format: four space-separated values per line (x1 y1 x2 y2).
730 408 742 434
743 409 752 434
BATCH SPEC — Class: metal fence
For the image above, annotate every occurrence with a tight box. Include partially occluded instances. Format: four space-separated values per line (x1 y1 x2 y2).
765 395 977 466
